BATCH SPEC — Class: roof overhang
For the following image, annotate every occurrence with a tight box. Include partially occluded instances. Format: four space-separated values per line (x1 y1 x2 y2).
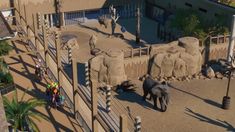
0 11 14 41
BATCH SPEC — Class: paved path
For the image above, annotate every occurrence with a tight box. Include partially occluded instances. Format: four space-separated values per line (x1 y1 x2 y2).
5 39 83 132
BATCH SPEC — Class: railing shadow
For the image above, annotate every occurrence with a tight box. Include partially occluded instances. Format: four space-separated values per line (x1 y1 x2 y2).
185 107 235 131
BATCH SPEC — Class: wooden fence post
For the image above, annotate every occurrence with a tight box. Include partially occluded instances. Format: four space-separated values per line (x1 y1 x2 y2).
72 58 78 116
43 19 49 67
32 14 38 50
120 115 128 132
131 48 134 58
217 35 219 44
55 31 62 84
85 62 98 132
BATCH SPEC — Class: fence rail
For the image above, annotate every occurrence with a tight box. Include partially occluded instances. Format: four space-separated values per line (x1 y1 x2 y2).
209 34 230 44
124 46 150 58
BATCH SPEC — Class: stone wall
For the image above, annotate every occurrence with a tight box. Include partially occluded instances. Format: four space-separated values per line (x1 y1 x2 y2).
149 37 203 79
89 49 127 88
124 56 149 79
201 43 229 63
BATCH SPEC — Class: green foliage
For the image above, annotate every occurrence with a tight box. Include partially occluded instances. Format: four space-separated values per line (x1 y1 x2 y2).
3 91 49 131
0 40 12 56
170 9 229 41
2 73 13 84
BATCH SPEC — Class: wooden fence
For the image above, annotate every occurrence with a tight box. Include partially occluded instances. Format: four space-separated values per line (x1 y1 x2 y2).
124 46 150 58
209 34 230 44
11 4 134 131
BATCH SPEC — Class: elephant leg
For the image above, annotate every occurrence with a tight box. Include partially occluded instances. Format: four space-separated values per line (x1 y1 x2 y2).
142 90 148 101
153 96 158 110
159 97 167 112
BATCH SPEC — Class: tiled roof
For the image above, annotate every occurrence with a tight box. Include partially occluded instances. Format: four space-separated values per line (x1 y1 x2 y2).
0 95 9 132
0 11 14 40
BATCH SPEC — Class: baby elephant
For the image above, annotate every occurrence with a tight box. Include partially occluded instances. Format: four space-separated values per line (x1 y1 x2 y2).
142 76 160 101
142 76 170 112
150 84 170 112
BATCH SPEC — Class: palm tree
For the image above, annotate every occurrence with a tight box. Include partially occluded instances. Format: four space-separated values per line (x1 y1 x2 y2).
3 91 49 132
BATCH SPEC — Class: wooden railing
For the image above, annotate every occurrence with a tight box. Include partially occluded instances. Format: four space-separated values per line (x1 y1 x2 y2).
209 34 230 44
10 7 134 131
124 46 150 58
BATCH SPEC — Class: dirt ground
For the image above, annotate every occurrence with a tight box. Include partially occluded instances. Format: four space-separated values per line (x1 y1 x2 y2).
4 40 82 132
114 78 235 132
60 17 161 63
60 18 235 132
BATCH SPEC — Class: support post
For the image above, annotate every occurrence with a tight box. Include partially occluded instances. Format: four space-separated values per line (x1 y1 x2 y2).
227 15 235 62
136 7 140 44
33 14 38 49
106 85 111 113
55 31 62 84
72 58 78 115
135 116 141 132
68 44 72 65
61 12 65 27
43 20 49 67
120 115 128 132
85 62 90 87
37 13 42 32
85 62 98 132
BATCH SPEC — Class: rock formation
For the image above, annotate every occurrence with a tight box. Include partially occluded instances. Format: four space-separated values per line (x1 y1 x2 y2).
89 49 127 89
150 37 203 79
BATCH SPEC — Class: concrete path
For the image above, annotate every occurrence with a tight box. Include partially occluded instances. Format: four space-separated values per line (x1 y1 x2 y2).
4 39 83 132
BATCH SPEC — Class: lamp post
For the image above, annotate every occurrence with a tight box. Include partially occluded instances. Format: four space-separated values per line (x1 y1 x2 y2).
222 70 232 109
222 57 235 110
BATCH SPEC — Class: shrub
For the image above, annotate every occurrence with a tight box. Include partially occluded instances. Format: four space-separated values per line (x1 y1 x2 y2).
0 40 12 56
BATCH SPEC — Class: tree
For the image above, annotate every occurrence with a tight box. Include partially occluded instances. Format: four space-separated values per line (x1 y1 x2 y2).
3 91 49 131
0 40 12 56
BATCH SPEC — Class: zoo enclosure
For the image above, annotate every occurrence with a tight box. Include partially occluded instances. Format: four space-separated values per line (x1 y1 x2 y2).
8 3 140 131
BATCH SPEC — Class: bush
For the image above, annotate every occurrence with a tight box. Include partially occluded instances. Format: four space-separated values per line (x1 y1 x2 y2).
3 73 13 84
0 40 12 56
170 9 229 41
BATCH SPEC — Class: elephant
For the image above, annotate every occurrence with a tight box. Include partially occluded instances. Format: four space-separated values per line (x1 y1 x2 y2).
142 76 170 112
142 76 160 101
150 84 170 112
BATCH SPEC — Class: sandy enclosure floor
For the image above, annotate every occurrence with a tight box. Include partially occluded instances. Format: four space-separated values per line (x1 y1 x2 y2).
112 78 235 132
60 17 161 63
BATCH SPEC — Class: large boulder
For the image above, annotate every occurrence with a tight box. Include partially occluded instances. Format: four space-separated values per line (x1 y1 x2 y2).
179 37 200 56
161 54 175 77
180 52 198 76
150 53 166 78
173 58 186 78
105 49 127 86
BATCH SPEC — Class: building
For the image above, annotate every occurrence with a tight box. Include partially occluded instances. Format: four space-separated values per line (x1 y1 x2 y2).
145 0 235 25
0 11 14 40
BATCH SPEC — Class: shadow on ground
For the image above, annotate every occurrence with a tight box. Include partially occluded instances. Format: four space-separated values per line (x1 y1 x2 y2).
185 108 235 131
168 83 222 109
114 91 158 111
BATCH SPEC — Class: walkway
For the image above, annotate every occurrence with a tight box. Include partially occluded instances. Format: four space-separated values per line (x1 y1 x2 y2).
4 38 83 132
